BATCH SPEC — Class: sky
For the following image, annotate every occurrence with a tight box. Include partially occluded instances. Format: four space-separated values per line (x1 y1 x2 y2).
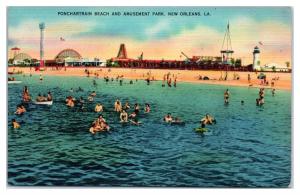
7 7 292 65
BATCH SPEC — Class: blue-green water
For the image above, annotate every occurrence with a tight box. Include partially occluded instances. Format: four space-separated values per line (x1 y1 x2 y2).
8 75 291 187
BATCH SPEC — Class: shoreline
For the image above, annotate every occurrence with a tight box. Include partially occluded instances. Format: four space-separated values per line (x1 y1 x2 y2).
8 67 292 90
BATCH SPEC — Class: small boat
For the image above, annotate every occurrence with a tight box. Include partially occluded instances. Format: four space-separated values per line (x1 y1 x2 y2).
8 81 22 84
33 100 53 105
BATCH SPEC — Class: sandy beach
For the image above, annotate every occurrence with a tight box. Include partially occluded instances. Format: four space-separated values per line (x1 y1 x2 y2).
8 67 292 90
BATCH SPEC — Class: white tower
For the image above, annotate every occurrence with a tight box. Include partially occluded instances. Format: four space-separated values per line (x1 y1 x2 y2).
253 46 260 70
39 22 45 67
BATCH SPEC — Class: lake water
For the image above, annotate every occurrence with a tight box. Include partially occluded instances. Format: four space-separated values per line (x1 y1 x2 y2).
7 74 291 187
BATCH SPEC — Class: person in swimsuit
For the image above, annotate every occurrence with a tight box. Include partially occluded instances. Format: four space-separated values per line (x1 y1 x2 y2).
120 110 128 122
47 92 53 101
15 105 26 115
114 99 122 112
164 113 173 123
36 93 44 102
144 103 151 113
95 103 103 112
12 119 20 129
272 88 276 96
123 101 131 111
134 103 140 114
129 111 137 119
224 89 230 104
201 114 215 125
66 96 75 107
22 86 31 102
90 91 96 97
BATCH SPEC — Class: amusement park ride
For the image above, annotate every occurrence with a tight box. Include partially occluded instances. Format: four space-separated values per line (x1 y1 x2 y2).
220 22 234 65
18 21 248 71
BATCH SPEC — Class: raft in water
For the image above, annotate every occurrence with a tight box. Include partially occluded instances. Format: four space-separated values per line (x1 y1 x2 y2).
8 81 22 84
194 127 208 133
33 100 53 105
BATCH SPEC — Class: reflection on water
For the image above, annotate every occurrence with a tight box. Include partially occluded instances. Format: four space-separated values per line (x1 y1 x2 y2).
8 75 291 187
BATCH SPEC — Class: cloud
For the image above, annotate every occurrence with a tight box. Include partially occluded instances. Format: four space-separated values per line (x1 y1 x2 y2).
7 16 292 65
145 20 171 39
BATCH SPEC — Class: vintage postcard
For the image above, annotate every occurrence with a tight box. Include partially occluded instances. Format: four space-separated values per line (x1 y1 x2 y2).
7 7 292 187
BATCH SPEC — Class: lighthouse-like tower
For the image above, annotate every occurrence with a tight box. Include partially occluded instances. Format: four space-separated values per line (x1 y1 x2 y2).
39 22 45 68
252 46 260 70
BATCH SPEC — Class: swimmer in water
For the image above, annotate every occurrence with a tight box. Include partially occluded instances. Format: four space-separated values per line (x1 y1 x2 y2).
87 96 94 102
257 97 264 106
200 114 215 125
47 91 53 101
39 74 43 81
12 119 20 129
22 86 31 102
66 96 75 107
134 103 140 114
174 77 177 87
36 93 42 102
120 110 128 122
146 78 150 85
123 101 130 111
89 123 99 134
167 78 172 87
241 100 244 105
114 99 122 112
15 105 26 115
129 111 137 119
224 89 230 104
94 114 106 125
100 121 110 131
164 113 173 123
90 91 96 97
272 88 276 96
144 103 151 113
259 88 265 99
95 103 103 113
93 80 97 86
90 121 108 134
69 88 74 93
93 115 109 130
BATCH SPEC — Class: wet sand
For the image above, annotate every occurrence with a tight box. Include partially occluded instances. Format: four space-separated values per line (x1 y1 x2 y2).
8 67 292 90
